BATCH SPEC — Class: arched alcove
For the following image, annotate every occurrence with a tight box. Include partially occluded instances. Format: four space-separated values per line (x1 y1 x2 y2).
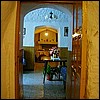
34 25 58 63
20 3 73 50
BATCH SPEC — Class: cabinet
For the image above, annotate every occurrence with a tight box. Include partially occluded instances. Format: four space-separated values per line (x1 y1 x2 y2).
38 41 57 44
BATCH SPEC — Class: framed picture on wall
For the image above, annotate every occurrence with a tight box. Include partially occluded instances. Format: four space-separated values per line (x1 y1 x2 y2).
64 27 68 36
23 28 26 35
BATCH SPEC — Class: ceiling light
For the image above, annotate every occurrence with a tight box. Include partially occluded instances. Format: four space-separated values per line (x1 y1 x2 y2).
45 29 48 36
45 32 48 36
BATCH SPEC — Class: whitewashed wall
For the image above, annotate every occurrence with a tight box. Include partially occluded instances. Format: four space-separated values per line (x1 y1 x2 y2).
23 7 72 51
21 4 74 51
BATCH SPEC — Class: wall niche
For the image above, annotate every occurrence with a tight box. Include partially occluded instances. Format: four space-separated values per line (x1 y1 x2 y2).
34 29 58 62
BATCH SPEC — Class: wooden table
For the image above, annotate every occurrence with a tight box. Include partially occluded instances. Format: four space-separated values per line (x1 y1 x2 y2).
43 59 67 84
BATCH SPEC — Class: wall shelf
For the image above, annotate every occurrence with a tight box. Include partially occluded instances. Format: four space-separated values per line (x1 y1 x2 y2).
38 41 58 44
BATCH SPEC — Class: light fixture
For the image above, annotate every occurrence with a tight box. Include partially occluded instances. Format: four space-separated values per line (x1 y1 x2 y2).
72 32 80 38
45 11 58 20
45 32 48 36
72 26 82 38
45 29 48 36
50 11 53 19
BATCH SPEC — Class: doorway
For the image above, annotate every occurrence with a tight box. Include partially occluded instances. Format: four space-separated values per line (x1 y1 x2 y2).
21 3 71 99
21 2 73 70
22 4 68 98
19 0 82 99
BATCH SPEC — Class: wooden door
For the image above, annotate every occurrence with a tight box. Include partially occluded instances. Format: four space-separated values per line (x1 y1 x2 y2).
15 1 23 99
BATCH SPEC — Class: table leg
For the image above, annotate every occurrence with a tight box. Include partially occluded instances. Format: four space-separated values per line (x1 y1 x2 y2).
63 61 66 66
58 62 63 80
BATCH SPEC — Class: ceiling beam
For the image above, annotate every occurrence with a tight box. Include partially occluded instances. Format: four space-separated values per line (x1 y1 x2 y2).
21 1 82 4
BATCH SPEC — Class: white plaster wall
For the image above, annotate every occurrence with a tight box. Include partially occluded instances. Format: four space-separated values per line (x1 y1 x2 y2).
86 1 99 99
23 7 72 51
21 3 74 51
1 1 17 99
23 22 34 46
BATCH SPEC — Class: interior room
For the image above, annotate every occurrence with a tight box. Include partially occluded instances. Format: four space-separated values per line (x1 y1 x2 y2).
21 2 76 70
21 2 82 99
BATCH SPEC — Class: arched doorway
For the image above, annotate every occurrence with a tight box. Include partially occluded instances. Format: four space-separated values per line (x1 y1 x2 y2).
21 3 72 99
19 0 83 99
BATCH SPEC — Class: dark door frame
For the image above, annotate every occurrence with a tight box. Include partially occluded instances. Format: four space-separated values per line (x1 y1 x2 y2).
15 1 86 99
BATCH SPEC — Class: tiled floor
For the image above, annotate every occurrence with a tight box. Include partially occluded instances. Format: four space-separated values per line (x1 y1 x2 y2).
23 71 66 99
